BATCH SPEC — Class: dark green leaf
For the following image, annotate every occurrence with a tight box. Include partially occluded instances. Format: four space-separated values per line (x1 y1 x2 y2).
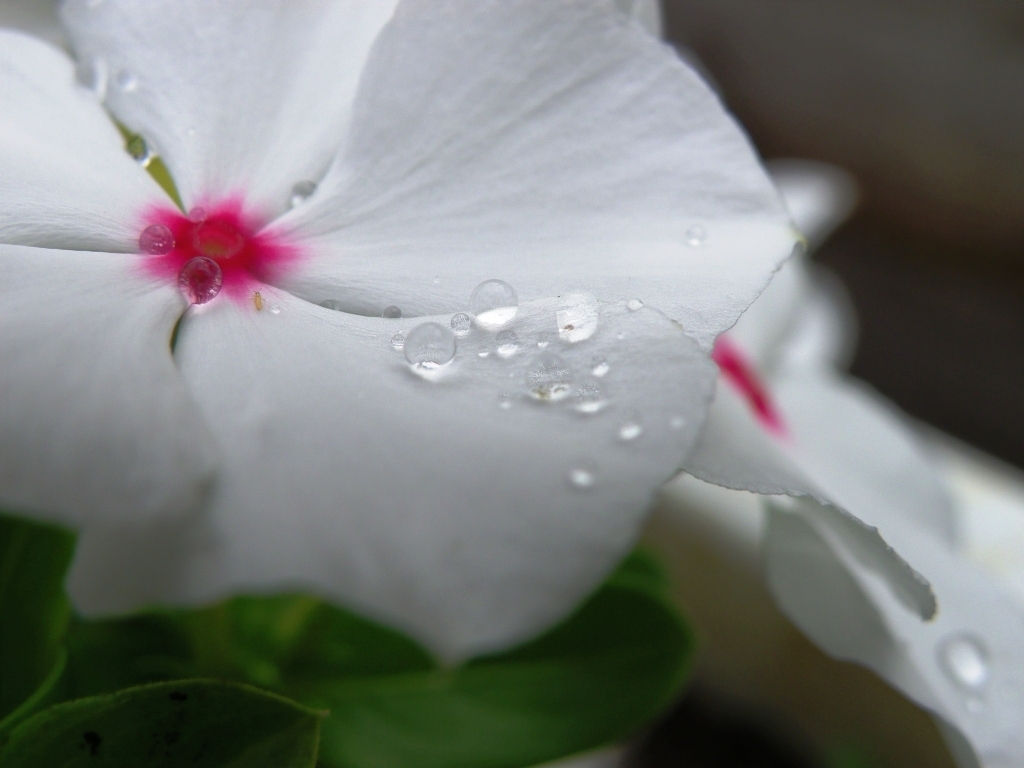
0 512 75 722
0 679 323 767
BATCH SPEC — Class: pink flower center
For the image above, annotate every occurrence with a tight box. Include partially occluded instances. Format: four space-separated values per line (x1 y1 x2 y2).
138 197 299 305
712 335 788 437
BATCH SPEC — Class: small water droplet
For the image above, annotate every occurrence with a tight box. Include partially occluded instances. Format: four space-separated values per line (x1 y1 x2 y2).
618 420 644 442
75 56 107 98
178 257 222 305
432 276 442 285
498 393 514 410
626 298 644 311
557 293 599 343
188 206 208 223
138 224 174 255
320 299 344 311
126 135 155 167
289 180 317 209
450 312 471 335
574 382 608 414
496 330 519 358
939 634 990 692
391 333 406 350
616 331 626 340
669 416 686 430
478 350 490 358
382 305 402 319
527 352 573 402
470 279 518 329
269 305 282 315
568 466 596 489
114 69 138 92
591 359 610 378
405 322 457 371
685 224 707 247
537 340 549 349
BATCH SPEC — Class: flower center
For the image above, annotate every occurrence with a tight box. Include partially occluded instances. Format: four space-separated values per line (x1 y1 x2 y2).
138 198 298 305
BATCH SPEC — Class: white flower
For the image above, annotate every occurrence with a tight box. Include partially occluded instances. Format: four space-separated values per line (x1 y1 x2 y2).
0 0 798 660
663 161 1024 767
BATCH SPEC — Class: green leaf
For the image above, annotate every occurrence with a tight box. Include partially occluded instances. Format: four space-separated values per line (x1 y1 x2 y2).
0 679 323 767
0 513 75 723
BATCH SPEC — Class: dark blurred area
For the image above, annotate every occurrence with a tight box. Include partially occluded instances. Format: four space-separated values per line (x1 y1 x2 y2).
662 0 1024 470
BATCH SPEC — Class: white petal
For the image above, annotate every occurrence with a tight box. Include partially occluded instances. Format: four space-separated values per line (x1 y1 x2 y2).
0 30 167 251
765 504 1024 767
766 159 859 251
61 0 400 217
0 244 218 528
682 378 938 620
0 0 65 47
277 0 795 350
74 293 716 659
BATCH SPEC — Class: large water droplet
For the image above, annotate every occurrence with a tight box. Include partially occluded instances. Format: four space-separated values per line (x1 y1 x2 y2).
390 333 406 350
685 224 707 247
527 352 573 402
404 322 456 371
591 359 610 378
618 419 644 442
320 299 344 311
568 466 596 489
114 69 138 92
557 293 599 343
75 56 107 98
289 180 317 209
178 257 223 305
939 634 990 691
126 135 155 167
382 305 402 319
138 224 174 255
496 330 519 358
470 279 518 329
450 313 471 335
574 382 608 415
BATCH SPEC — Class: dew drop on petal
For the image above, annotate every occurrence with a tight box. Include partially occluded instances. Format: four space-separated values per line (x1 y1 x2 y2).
75 56 107 98
470 279 518 329
685 224 707 247
618 420 644 442
320 299 344 311
938 634 990 692
537 340 549 349
591 359 610 378
289 180 317 209
527 352 573 402
188 206 208 223
382 305 402 319
626 298 644 311
405 322 456 370
138 224 174 255
478 351 489 358
114 69 138 92
498 393 514 410
450 312 471 335
178 257 223 305
391 333 406 350
126 135 154 167
568 466 596 489
269 305 282 315
496 330 519 358
557 293 599 343
574 382 607 415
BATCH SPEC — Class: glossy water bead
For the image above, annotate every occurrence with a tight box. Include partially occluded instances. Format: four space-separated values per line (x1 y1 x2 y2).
138 224 175 255
404 322 457 370
178 257 223 305
469 279 518 329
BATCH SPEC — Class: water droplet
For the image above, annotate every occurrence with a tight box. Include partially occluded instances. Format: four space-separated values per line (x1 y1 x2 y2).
138 224 174 255
178 257 222 305
470 279 518 329
75 56 107 98
477 351 489 358
618 420 644 442
527 353 573 402
382 305 402 319
289 180 317 209
498 394 514 410
404 322 457 371
269 305 282 315
591 359 610 378
557 293 599 343
126 135 155 167
320 299 344 311
496 330 519 358
685 224 707 246
391 333 406 350
188 206 208 223
432 276 442 285
537 340 549 349
114 69 138 92
616 331 626 340
669 416 686 430
450 312 471 335
626 298 644 311
568 466 596 489
193 219 245 260
574 383 608 415
939 634 990 692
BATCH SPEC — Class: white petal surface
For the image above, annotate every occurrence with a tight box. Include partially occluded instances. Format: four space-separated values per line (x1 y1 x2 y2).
74 293 716 659
0 244 218 528
277 0 795 350
0 30 167 251
61 0 399 217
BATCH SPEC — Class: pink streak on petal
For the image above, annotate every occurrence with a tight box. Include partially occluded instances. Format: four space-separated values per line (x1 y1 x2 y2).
712 335 789 438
